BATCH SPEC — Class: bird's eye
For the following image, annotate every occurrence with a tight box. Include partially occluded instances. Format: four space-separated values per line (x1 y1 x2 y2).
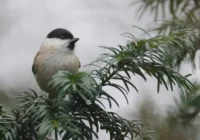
61 36 64 39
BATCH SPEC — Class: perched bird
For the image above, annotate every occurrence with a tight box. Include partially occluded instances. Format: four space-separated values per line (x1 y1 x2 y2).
32 28 81 98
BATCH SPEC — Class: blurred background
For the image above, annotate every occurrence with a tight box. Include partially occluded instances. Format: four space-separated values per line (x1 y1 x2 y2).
1 0 200 139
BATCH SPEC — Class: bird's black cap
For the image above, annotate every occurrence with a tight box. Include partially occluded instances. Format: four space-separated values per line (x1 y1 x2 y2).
47 28 74 40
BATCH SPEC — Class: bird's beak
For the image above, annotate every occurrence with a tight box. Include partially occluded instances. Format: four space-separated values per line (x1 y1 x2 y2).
70 38 79 44
67 38 79 50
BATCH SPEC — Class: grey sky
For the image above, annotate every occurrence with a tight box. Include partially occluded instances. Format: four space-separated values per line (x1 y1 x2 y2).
0 0 198 139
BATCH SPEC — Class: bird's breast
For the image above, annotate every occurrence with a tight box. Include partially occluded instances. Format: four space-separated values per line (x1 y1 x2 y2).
45 52 80 73
33 51 80 94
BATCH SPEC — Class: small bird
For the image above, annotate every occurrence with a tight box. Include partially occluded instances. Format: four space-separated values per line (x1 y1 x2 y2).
32 28 81 98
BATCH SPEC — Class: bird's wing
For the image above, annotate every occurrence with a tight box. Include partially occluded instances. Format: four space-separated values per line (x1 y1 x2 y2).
32 54 39 74
32 48 56 74
32 51 44 75
78 59 81 68
32 64 37 74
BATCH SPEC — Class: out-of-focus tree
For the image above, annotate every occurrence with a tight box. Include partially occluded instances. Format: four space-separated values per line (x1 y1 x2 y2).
134 81 200 140
136 0 200 69
132 0 200 139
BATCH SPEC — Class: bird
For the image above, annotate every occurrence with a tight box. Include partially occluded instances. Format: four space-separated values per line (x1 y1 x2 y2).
32 28 81 99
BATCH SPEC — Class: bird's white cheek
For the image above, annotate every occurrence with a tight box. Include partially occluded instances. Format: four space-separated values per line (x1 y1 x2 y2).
60 42 70 49
41 38 70 49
